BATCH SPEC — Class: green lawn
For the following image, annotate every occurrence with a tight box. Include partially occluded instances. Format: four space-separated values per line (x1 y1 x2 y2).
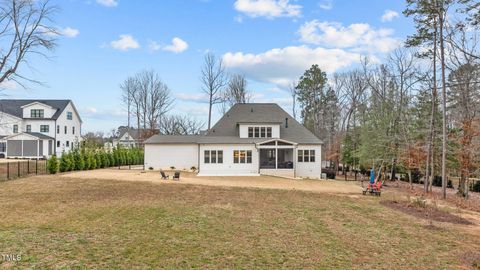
0 175 478 269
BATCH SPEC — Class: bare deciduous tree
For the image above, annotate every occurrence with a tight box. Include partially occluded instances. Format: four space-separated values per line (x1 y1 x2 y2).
289 81 297 119
220 74 250 113
201 53 227 130
159 115 204 135
0 0 57 87
120 70 173 142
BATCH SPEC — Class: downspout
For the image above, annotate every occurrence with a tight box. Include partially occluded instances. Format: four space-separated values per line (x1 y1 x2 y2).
255 142 260 174
197 144 200 173
54 119 57 156
294 144 297 179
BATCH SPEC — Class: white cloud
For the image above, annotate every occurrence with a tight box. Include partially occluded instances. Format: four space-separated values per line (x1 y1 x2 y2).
0 80 20 90
81 107 126 120
148 41 162 52
223 46 360 88
175 93 208 103
109 35 140 51
381 10 399 22
162 37 189 53
298 20 400 53
235 16 244 23
60 27 80 38
97 0 118 7
319 0 333 10
234 0 301 19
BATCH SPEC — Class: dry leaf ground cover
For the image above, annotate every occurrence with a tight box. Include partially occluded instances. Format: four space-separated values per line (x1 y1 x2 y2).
0 170 479 269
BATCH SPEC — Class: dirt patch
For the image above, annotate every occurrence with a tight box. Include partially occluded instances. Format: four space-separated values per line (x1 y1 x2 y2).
60 169 363 195
459 252 480 270
381 200 473 225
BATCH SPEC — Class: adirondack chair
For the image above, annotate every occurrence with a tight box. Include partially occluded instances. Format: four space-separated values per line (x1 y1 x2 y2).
160 171 169 180
173 171 180 181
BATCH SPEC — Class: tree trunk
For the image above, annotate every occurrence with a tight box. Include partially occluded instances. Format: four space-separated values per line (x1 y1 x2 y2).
408 170 413 189
208 94 213 130
426 16 438 194
439 8 447 200
458 174 467 198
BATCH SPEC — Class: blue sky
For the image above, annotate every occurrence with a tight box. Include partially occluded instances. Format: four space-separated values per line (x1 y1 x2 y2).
1 0 413 133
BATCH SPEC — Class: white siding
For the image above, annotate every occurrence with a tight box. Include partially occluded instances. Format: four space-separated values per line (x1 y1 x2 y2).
22 103 57 118
296 145 322 179
145 144 198 170
0 113 22 136
23 119 55 137
199 144 259 176
55 102 82 155
238 124 280 138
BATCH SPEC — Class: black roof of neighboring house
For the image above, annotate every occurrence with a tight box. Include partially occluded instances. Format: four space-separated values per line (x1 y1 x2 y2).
145 103 323 145
0 99 71 120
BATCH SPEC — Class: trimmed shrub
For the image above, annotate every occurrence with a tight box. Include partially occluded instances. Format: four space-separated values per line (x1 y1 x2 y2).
102 152 110 168
95 152 103 168
59 153 73 173
74 151 85 171
47 155 59 174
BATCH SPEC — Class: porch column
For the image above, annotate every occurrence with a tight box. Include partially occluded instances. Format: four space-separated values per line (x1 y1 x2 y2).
275 147 278 169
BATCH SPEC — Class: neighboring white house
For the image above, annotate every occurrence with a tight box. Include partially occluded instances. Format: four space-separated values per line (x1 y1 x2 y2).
144 103 323 179
0 99 82 158
112 128 141 148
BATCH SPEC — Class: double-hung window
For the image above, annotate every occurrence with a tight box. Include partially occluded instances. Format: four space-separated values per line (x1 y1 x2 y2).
248 126 273 138
26 125 31 132
67 112 73 120
30 109 44 118
298 150 315 162
40 125 49 133
204 150 223 164
248 127 254 138
233 150 252 164
13 125 18 133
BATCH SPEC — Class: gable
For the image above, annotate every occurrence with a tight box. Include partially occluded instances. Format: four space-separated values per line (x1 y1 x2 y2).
0 100 71 120
208 103 322 145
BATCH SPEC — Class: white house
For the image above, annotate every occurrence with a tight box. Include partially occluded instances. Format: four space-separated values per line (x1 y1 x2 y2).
112 128 142 148
0 99 82 159
144 103 323 179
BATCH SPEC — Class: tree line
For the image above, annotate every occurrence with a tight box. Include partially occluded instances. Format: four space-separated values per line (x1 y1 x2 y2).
294 0 479 198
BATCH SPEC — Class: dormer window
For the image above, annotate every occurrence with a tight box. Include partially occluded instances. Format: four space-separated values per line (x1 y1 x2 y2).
248 126 272 138
31 109 44 118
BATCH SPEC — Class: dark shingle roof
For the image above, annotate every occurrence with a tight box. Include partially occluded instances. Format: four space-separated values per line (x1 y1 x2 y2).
145 103 322 145
25 132 55 140
208 103 322 144
0 99 71 120
118 128 141 140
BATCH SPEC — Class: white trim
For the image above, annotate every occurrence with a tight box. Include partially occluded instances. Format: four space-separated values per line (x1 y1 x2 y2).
20 101 55 109
0 111 23 121
256 138 298 146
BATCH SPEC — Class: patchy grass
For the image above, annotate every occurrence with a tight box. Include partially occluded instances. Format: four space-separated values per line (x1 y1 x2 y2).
0 175 479 269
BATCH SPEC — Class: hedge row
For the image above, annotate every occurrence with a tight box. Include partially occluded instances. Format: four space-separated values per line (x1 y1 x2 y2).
47 147 144 174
